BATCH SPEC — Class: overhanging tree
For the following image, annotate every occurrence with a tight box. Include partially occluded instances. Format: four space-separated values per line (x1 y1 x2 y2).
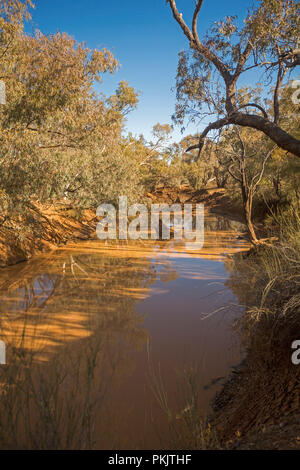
167 0 300 157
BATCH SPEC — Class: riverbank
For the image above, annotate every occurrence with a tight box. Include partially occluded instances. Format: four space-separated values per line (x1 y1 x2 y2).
0 187 245 269
0 191 298 450
149 184 264 226
148 184 300 450
0 201 99 267
211 236 300 450
0 212 250 449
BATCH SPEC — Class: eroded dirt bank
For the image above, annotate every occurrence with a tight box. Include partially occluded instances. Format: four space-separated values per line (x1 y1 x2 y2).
0 189 298 450
150 185 300 450
213 350 300 449
211 245 300 450
147 185 246 223
0 186 241 269
0 202 99 267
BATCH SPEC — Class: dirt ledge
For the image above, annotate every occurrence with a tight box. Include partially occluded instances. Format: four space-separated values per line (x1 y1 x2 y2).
211 353 300 449
0 202 98 268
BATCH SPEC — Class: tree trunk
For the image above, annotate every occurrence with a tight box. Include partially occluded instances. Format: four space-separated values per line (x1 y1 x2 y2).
232 113 300 158
214 167 228 188
273 169 282 200
241 187 259 245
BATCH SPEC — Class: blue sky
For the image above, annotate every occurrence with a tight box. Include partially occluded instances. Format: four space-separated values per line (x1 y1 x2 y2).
29 0 251 142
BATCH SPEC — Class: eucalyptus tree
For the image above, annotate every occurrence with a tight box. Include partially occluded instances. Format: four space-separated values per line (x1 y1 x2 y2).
167 0 300 157
0 0 142 221
217 127 276 244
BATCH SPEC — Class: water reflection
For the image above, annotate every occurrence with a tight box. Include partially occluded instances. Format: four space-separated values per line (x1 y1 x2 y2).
0 249 158 362
0 214 249 449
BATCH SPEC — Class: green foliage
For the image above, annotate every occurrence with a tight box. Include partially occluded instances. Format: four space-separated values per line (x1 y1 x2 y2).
0 0 145 223
172 0 300 138
108 80 139 116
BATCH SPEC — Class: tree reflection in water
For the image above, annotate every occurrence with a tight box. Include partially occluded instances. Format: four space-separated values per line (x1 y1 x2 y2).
0 216 249 449
0 244 164 449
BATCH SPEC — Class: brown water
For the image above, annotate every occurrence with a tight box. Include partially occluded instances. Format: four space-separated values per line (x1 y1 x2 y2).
0 214 249 449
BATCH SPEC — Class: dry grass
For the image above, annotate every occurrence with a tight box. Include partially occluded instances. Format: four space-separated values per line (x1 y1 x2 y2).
212 208 300 448
235 208 300 363
148 363 221 450
0 330 120 450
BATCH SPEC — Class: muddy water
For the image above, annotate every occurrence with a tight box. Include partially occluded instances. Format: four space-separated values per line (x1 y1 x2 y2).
0 214 249 449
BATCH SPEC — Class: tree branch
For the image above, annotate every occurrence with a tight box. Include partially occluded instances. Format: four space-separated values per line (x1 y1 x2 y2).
252 146 276 189
167 0 232 82
186 112 300 158
168 0 300 158
236 103 268 119
233 41 253 81
167 0 194 42
273 63 286 124
232 113 300 157
192 1 204 46
186 116 234 159
228 163 242 183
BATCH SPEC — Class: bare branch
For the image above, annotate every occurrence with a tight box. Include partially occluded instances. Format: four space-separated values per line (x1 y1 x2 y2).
228 163 242 183
273 64 286 124
167 0 194 42
236 103 268 119
236 127 246 161
192 1 204 46
232 113 300 157
168 1 300 157
167 0 232 81
253 146 277 189
186 111 300 158
186 116 233 158
233 41 253 81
